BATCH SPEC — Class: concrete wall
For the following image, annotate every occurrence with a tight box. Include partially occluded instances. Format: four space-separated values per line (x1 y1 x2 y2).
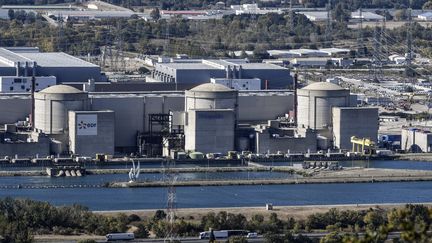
69 110 115 156
0 91 294 153
332 107 379 150
238 94 293 121
0 132 50 157
176 69 226 84
36 66 104 83
255 129 317 154
90 95 184 149
0 96 30 124
185 110 235 153
242 68 292 89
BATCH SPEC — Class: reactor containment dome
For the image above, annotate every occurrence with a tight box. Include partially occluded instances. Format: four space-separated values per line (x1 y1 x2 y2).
34 85 90 134
297 82 350 130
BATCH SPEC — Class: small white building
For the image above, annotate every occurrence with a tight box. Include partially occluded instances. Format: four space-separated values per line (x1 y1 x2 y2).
418 12 432 21
388 54 406 65
351 11 384 21
210 78 261 90
0 76 56 93
299 11 328 22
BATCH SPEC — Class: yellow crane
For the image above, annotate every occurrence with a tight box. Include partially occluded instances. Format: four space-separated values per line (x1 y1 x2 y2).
351 136 376 155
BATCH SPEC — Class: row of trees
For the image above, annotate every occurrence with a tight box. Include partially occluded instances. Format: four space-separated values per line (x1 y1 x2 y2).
0 198 431 243
1 9 431 58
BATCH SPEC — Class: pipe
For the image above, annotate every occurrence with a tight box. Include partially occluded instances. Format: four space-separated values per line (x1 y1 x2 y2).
16 61 20 76
30 75 35 130
294 72 298 127
32 62 37 77
24 62 29 77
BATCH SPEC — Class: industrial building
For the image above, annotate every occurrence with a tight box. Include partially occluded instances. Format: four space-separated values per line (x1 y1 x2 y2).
401 126 432 153
297 82 378 150
0 47 105 91
0 80 380 157
149 59 292 89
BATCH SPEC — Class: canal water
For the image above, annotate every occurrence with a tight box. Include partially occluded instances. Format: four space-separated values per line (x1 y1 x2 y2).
1 182 432 211
0 159 432 210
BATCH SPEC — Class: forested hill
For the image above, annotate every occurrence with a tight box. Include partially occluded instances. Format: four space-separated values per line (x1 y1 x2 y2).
3 0 431 10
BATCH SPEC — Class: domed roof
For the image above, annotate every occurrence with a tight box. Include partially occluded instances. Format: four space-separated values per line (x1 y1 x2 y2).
190 83 234 92
39 85 84 94
302 82 345 91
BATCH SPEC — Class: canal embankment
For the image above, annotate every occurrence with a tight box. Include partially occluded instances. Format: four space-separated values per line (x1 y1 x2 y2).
109 168 432 188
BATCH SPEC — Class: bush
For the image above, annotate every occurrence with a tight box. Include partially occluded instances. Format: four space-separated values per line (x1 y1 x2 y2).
77 240 97 243
226 236 248 243
134 224 149 239
127 214 141 222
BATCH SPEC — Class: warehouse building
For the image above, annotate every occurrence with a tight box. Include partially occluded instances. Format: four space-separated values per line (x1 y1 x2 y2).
149 59 292 89
0 47 105 89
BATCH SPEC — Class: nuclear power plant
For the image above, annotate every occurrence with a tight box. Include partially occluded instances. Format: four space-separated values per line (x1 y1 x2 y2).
0 80 378 158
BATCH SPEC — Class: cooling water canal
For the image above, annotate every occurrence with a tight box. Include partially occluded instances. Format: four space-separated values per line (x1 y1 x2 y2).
0 160 432 210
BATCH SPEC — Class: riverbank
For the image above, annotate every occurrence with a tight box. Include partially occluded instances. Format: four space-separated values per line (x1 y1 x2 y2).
0 165 300 177
397 153 432 162
95 202 432 221
109 168 432 188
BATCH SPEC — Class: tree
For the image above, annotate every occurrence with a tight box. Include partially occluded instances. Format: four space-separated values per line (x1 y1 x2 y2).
134 224 149 238
320 232 343 243
333 3 350 22
394 9 407 21
153 210 167 221
7 9 14 20
150 8 161 21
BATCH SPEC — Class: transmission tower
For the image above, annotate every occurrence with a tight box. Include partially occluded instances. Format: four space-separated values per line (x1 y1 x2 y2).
57 13 64 52
114 22 125 72
163 159 178 242
325 0 332 47
406 6 413 78
381 12 389 59
289 0 294 32
163 19 170 56
372 22 383 82
357 7 365 57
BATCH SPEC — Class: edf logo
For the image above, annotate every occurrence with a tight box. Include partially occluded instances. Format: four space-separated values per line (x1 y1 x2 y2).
78 120 97 130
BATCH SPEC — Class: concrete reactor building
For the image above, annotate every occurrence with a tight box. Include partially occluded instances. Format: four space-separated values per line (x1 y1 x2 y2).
0 79 380 158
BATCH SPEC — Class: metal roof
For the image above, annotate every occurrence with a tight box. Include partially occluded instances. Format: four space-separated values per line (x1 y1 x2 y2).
351 11 384 20
18 52 98 67
0 48 32 66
